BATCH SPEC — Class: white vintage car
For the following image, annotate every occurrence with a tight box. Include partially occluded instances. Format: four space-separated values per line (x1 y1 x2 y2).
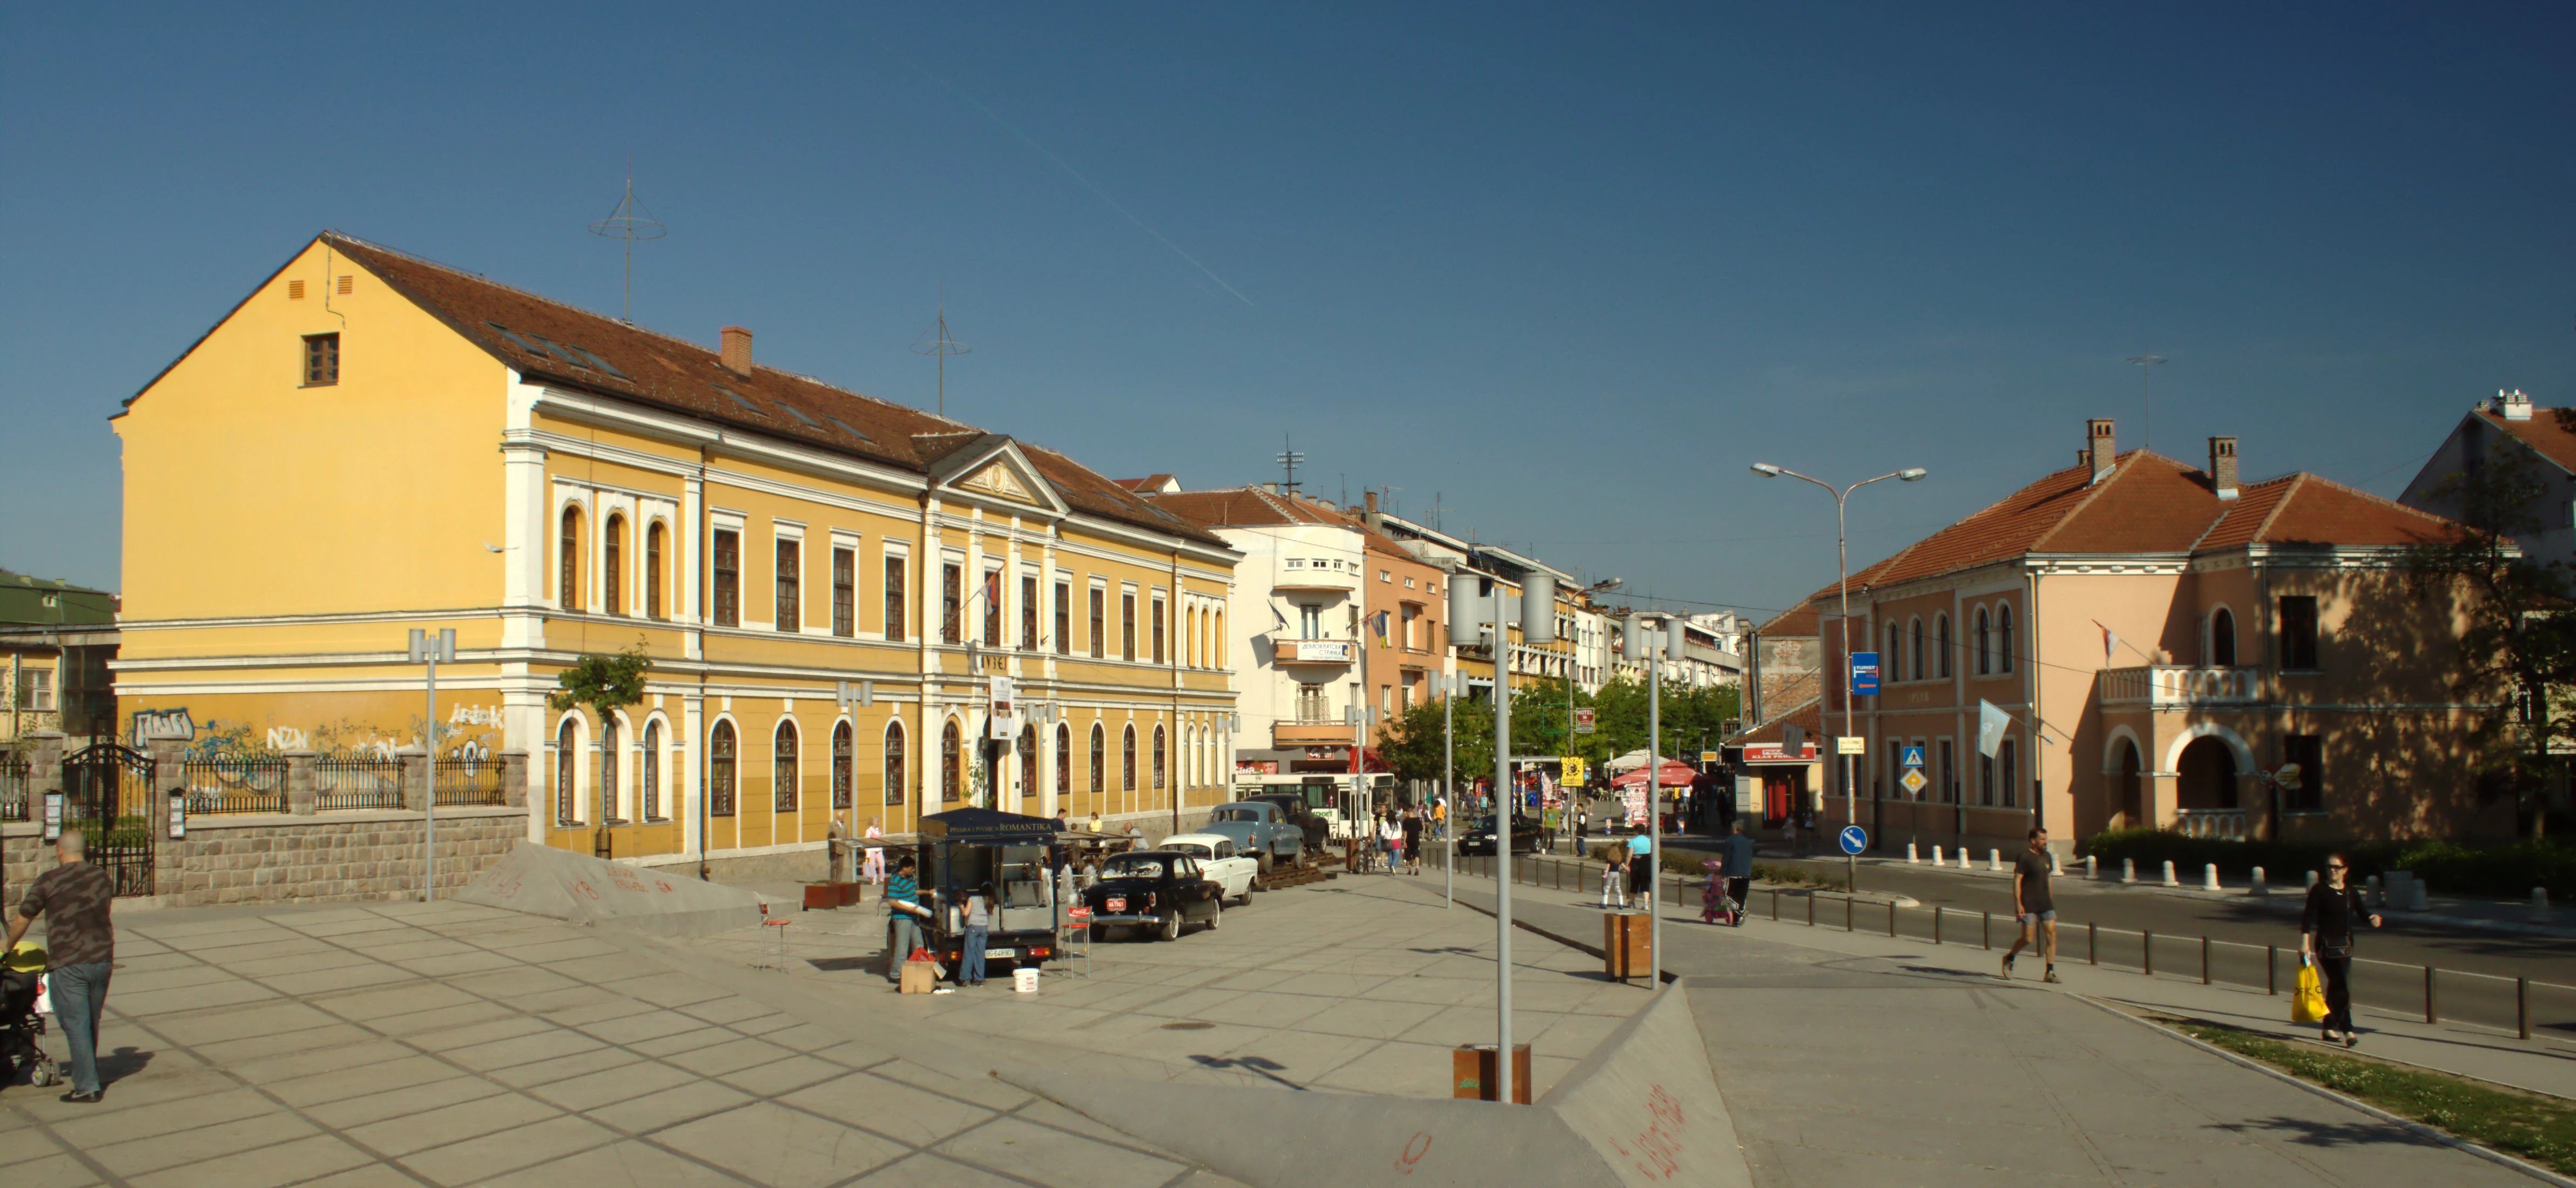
1155 833 1260 905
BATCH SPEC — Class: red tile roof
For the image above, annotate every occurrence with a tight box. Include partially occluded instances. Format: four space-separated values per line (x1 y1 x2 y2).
1755 601 1820 638
230 234 1226 546
1146 487 1347 529
2481 407 2576 475
1824 448 2467 605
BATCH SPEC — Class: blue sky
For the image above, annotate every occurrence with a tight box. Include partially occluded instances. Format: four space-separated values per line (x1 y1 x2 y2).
6 4 2572 620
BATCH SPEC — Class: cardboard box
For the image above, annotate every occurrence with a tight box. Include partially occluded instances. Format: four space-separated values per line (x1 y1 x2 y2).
899 959 940 995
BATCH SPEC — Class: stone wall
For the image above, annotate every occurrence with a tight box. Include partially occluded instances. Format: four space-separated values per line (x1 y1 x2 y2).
2 806 525 907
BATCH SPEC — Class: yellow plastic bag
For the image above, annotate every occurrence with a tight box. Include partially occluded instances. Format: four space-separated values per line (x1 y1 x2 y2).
2291 961 2326 1024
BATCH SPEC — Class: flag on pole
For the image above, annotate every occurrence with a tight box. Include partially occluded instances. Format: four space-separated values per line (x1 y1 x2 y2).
1371 610 1392 647
1978 699 2011 759
2092 619 2120 662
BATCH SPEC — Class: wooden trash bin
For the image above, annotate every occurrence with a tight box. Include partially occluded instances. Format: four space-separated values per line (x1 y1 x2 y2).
839 881 866 907
803 883 842 910
1453 1043 1532 1103
1604 911 1652 980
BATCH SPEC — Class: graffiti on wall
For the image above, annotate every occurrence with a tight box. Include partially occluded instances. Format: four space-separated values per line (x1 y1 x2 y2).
180 707 510 760
132 707 197 743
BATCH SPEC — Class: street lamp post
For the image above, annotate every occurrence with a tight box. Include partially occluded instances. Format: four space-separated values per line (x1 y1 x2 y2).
1749 463 1926 892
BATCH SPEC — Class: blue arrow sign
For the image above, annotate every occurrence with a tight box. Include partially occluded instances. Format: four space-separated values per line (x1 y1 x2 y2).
1900 745 1926 770
1839 825 1869 856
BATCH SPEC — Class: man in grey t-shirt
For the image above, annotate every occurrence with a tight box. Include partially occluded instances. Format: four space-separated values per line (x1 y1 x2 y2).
8 830 117 1101
2002 827 2059 983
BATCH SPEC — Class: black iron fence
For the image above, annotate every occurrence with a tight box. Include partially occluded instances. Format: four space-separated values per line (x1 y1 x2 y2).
1432 846 2575 1043
434 755 505 806
313 754 401 812
179 754 289 815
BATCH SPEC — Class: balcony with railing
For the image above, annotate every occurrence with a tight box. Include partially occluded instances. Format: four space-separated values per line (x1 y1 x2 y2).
2098 666 2260 710
1273 559 1359 594
2174 808 2249 840
1274 719 1353 746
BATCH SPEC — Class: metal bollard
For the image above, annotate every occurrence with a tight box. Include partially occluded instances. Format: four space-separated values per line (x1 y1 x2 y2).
1771 888 1780 921
2520 977 2532 1041
2251 866 2268 897
2203 863 2220 892
1982 911 1991 949
2201 936 2211 985
1933 906 1943 944
2122 858 2136 884
1808 894 1816 927
2425 966 2438 1024
2086 854 2098 881
1845 895 1853 932
2143 929 2155 976
2267 945 2277 994
1889 901 1897 937
2161 860 2178 887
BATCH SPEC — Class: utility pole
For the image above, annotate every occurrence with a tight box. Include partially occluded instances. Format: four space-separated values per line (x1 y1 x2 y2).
407 628 455 901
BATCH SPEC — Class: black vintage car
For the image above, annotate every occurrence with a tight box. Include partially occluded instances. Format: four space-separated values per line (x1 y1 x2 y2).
1455 814 1543 856
1080 849 1224 942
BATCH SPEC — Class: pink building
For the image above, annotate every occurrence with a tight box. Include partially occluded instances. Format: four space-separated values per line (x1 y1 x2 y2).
1808 418 2506 857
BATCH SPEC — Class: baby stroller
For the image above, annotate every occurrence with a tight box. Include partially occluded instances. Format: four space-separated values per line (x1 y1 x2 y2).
1699 861 1741 927
3 942 62 1089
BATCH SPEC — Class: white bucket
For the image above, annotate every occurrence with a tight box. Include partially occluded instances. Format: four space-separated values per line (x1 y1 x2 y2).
1013 968 1040 994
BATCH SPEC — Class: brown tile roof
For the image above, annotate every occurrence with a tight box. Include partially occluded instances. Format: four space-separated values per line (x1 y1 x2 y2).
1147 487 1343 529
1115 474 1177 492
2481 407 2576 474
1754 602 1820 638
295 234 1223 546
1811 447 2469 607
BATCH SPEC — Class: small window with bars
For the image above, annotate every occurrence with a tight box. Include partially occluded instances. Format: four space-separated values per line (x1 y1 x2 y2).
302 333 340 385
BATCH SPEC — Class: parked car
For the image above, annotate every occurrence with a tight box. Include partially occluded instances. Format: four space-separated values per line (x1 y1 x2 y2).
1241 792 1332 851
1199 801 1304 871
1455 815 1543 856
1080 849 1225 941
1156 833 1260 905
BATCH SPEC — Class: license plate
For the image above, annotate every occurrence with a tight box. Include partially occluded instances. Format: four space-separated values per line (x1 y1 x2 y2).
984 947 1015 959
1106 897 1126 912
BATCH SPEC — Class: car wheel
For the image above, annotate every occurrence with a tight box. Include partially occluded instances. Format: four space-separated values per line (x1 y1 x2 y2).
1088 924 1107 942
1207 898 1222 930
1159 909 1182 942
1255 851 1274 876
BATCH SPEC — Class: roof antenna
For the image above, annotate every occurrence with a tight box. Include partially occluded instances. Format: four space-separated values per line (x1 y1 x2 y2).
588 158 666 325
2127 354 2166 453
1276 434 1304 498
912 285 973 418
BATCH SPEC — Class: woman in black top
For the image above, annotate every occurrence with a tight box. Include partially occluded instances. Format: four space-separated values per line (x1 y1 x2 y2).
2300 853 2383 1047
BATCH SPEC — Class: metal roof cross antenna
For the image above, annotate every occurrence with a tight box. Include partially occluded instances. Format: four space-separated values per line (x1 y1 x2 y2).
2127 354 2167 452
588 160 666 325
912 286 973 418
1276 435 1305 497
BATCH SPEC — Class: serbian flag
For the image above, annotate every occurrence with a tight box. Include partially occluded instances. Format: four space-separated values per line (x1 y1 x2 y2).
1372 610 1392 647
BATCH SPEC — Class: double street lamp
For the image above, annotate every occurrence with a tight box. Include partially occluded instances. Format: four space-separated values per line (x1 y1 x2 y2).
1749 463 1925 887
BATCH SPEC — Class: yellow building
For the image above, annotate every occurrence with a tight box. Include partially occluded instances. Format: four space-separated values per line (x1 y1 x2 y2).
112 233 1240 876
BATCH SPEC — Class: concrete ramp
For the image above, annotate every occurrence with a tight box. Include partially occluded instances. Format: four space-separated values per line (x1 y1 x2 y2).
996 982 1749 1188
453 842 770 938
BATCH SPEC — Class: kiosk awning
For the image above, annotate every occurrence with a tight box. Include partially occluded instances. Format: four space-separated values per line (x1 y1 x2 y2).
918 807 1061 845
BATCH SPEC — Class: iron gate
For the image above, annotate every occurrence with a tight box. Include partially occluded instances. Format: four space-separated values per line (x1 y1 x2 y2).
60 742 157 897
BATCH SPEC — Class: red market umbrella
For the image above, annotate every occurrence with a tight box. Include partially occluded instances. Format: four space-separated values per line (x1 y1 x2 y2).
1611 760 1698 789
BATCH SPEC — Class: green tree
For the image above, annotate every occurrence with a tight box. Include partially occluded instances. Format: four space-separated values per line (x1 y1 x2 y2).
1373 676 1741 784
2403 444 2576 837
550 642 652 842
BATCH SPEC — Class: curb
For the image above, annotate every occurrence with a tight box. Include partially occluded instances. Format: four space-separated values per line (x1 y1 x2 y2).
2071 993 2576 1188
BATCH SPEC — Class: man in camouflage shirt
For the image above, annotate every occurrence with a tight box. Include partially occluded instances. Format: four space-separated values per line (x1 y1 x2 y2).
8 829 117 1102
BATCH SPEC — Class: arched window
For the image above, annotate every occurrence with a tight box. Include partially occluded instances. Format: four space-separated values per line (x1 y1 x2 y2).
1936 615 1952 679
1998 605 2016 673
1056 724 1071 796
832 721 853 809
645 522 665 619
1909 618 1924 682
883 721 907 805
643 720 662 820
558 506 583 612
1090 723 1106 793
599 716 619 821
773 721 798 812
1152 725 1168 791
603 514 624 616
555 718 579 825
1214 610 1225 666
1975 608 1992 676
709 721 736 816
1122 724 1137 792
2210 607 2237 666
941 719 962 803
1885 621 1900 680
1019 724 1037 804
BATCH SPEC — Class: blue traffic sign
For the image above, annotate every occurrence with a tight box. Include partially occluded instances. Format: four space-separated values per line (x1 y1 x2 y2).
1899 745 1926 769
1839 825 1869 856
1850 652 1879 697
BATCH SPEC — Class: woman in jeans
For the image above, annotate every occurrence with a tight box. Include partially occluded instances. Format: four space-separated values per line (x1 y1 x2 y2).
961 881 996 988
2301 853 2382 1047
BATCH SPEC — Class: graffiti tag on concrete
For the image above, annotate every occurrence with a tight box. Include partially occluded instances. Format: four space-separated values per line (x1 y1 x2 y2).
132 708 196 742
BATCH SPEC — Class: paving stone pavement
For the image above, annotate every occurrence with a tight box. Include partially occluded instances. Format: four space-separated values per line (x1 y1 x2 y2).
0 899 1267 1188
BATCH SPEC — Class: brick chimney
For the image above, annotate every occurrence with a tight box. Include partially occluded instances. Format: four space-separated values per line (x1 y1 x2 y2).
720 326 753 376
1363 490 1383 534
2208 436 2239 500
2087 418 2117 484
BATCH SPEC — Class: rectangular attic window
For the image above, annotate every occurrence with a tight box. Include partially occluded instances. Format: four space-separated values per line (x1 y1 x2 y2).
481 322 628 379
715 387 767 417
822 415 874 443
771 400 822 429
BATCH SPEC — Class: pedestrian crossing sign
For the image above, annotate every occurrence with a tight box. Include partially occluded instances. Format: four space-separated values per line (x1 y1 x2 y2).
1899 768 1930 795
1899 745 1926 769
